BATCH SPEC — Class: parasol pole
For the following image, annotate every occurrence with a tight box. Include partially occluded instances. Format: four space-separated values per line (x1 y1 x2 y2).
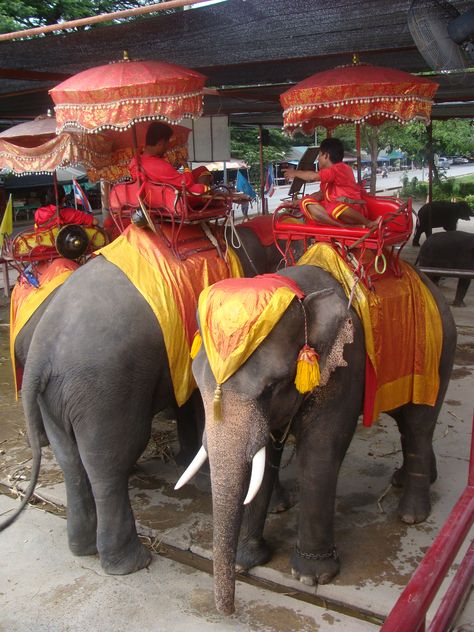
355 122 362 184
53 170 60 225
427 122 433 204
132 123 142 187
100 180 111 224
258 124 266 214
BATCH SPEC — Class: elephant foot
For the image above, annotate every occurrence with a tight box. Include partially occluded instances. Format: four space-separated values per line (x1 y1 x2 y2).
69 539 98 557
68 518 98 557
290 545 340 586
398 484 431 524
412 241 420 247
236 537 272 571
452 300 466 308
391 457 437 488
268 479 294 514
100 541 152 575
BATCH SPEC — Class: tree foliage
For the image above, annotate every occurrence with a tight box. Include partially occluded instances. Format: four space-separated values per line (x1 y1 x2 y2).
0 0 169 33
231 127 293 181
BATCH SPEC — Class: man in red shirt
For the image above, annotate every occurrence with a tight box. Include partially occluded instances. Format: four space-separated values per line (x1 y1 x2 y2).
34 187 98 229
129 123 210 196
283 138 376 228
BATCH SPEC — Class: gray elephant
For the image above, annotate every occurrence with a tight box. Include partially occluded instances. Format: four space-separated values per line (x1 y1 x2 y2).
188 264 456 614
0 224 285 575
412 200 472 246
417 231 474 307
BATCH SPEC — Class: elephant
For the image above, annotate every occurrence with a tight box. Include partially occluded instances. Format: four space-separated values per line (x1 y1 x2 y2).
189 263 457 615
417 231 474 307
0 223 287 576
412 200 473 246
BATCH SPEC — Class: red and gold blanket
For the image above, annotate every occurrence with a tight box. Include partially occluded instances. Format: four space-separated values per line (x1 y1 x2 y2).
97 224 243 406
198 274 304 386
298 242 442 425
10 257 79 396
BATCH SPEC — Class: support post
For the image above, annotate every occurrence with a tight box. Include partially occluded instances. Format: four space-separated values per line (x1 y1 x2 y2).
258 124 266 214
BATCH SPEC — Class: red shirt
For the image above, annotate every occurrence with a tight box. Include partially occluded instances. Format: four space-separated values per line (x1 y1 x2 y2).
34 204 95 229
129 155 207 195
319 162 363 203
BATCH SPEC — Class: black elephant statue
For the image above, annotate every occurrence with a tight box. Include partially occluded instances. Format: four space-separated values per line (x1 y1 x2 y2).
0 224 287 576
417 231 474 307
188 264 456 615
412 200 472 246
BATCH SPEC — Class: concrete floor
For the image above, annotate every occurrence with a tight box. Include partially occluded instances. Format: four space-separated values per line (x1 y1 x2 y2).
0 237 473 630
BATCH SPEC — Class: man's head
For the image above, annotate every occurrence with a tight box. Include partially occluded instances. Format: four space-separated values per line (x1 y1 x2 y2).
318 138 344 169
145 122 173 156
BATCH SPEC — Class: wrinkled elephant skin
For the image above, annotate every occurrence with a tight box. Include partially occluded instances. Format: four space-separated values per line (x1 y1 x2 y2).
192 265 457 615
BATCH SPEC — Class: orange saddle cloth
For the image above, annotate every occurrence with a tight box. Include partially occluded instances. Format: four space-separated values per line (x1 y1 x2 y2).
298 243 443 425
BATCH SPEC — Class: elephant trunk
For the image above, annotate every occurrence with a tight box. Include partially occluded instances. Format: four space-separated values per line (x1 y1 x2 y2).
206 398 267 615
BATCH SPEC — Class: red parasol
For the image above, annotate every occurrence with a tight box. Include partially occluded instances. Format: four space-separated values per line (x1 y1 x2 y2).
50 54 207 134
281 60 438 136
0 119 191 183
0 113 56 147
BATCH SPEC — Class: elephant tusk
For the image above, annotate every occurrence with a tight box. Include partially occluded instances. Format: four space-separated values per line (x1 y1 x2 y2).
174 446 208 490
243 446 266 505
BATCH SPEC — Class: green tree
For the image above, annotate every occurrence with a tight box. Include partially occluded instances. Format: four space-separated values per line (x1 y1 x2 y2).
0 0 169 33
230 127 293 183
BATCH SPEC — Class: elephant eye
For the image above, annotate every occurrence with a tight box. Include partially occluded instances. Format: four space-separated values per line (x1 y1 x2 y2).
260 382 277 401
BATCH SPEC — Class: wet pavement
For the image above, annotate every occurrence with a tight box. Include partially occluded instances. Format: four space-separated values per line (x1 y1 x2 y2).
0 238 473 630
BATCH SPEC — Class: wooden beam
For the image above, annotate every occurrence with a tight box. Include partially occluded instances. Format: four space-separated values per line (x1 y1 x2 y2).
0 68 69 81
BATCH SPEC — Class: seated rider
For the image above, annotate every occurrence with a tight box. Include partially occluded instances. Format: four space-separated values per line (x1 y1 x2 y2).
34 186 98 229
129 122 210 196
283 138 377 228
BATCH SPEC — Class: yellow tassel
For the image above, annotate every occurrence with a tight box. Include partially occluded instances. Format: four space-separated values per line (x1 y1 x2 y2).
190 331 202 359
294 345 320 394
213 384 223 422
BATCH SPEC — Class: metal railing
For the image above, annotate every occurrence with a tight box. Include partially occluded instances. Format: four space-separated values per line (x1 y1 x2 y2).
381 415 474 632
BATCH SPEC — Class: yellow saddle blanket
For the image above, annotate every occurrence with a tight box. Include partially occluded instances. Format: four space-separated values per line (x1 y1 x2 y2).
298 242 442 425
97 224 242 406
10 257 79 396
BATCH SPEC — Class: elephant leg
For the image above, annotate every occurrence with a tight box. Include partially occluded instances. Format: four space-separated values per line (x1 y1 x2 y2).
236 438 284 570
453 278 470 307
391 411 437 489
412 226 422 246
74 410 152 575
89 474 151 574
39 402 98 556
392 405 438 524
291 406 359 586
175 391 204 467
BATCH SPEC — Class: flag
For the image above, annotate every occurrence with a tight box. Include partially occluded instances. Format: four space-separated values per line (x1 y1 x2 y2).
0 194 13 250
264 164 275 197
236 170 257 200
72 179 92 213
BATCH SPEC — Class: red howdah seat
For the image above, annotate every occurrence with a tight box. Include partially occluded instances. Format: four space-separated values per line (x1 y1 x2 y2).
109 179 231 230
109 179 232 258
273 193 413 280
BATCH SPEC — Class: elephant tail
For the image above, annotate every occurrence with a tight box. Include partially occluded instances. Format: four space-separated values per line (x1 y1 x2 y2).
0 367 44 532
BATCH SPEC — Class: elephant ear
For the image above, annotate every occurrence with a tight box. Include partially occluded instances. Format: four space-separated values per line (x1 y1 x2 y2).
303 287 355 387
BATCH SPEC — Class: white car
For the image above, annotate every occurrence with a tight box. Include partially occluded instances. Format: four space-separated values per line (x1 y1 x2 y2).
437 157 450 169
